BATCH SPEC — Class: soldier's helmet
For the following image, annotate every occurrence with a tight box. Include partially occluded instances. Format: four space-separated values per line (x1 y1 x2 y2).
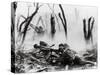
64 43 69 49
59 43 64 50
59 43 64 47
40 41 48 47
34 44 40 49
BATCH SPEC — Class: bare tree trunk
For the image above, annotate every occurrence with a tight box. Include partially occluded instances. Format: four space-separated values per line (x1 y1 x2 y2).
18 3 40 44
83 16 95 43
58 4 67 38
50 14 56 38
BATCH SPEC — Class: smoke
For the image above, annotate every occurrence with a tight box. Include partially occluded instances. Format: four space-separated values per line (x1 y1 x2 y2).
15 3 97 53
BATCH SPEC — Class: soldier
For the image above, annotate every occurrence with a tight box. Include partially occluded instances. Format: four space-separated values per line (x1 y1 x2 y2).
63 43 94 66
57 43 76 67
33 41 49 55
58 43 65 56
